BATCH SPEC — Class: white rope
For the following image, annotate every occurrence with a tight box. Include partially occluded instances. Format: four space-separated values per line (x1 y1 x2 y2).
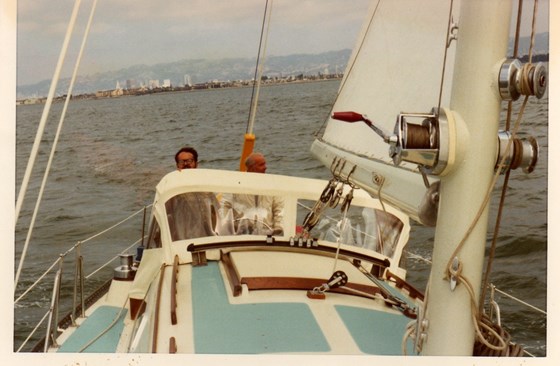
16 309 51 352
15 0 99 292
77 293 130 352
14 205 148 304
86 237 143 279
14 257 62 305
493 286 546 316
14 0 82 224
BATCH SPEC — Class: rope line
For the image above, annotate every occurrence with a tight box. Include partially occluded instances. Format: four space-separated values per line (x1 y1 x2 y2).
14 0 84 290
14 0 83 224
16 309 51 352
445 97 529 275
77 293 130 353
479 0 541 332
436 0 455 113
443 0 541 349
14 205 148 304
246 0 273 135
85 238 143 280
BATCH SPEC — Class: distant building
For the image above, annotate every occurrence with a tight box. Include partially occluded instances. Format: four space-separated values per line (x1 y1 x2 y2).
184 74 192 87
148 80 160 89
162 79 172 88
126 79 137 89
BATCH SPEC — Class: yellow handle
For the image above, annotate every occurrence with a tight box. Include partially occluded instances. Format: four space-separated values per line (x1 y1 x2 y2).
239 133 256 171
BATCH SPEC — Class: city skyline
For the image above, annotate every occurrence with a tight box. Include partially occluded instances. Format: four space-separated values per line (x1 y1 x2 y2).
15 0 550 86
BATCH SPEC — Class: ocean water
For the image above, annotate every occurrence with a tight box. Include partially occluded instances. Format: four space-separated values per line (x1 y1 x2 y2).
14 79 547 355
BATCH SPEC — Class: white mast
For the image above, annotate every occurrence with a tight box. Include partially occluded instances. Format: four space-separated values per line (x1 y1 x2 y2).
422 0 512 355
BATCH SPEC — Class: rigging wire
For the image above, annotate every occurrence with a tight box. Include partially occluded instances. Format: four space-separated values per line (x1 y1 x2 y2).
240 0 273 171
479 0 539 314
14 0 82 225
436 0 455 113
14 0 100 290
15 205 148 305
246 0 272 135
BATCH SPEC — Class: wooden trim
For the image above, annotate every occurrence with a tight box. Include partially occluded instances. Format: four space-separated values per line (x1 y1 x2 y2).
192 251 207 266
169 337 177 353
129 298 146 321
220 250 382 300
241 276 382 299
151 264 166 353
188 240 391 269
221 251 242 296
170 255 179 325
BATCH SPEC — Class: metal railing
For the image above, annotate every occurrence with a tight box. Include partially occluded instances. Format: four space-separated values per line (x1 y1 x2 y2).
15 205 150 352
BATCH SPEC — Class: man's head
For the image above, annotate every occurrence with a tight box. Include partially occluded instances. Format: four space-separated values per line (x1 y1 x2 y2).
245 152 267 173
175 146 198 170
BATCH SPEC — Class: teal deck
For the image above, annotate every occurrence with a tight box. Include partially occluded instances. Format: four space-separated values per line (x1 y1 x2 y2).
192 262 330 353
336 305 414 354
192 261 414 355
57 305 127 353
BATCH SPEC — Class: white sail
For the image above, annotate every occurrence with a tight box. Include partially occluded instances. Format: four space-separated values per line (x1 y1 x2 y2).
311 0 460 225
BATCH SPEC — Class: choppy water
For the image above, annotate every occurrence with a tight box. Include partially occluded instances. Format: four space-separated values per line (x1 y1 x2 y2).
14 79 547 355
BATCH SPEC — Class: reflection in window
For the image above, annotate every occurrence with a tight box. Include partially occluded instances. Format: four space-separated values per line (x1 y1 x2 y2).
165 192 220 241
297 200 403 259
220 193 284 236
164 191 285 242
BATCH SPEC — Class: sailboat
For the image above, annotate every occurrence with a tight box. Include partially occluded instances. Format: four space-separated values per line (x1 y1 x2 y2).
13 0 548 359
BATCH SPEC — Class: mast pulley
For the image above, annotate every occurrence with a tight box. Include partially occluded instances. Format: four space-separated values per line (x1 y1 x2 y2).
496 132 538 174
499 59 547 101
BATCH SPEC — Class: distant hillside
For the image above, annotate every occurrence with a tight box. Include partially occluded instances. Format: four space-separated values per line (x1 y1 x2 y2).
16 50 351 99
17 32 548 99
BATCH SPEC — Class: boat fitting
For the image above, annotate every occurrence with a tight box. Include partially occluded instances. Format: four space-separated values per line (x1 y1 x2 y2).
499 59 547 100
389 108 454 176
496 131 539 174
114 253 136 280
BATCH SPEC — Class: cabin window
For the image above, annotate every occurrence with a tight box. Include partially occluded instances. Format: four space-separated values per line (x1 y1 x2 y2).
164 191 285 241
165 192 220 241
297 199 403 258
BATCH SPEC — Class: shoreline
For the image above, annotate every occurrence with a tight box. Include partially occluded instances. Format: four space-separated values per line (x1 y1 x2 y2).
16 76 343 106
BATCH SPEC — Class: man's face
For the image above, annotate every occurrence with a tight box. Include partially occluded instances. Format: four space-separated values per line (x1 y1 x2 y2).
177 151 197 169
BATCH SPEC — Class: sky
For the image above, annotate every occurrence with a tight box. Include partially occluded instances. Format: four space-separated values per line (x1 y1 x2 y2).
15 0 550 87
16 0 372 85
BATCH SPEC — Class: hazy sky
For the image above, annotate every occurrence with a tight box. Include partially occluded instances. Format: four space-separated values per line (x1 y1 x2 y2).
16 0 550 86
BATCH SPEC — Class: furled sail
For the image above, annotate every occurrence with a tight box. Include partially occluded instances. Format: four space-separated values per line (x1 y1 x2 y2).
311 0 459 225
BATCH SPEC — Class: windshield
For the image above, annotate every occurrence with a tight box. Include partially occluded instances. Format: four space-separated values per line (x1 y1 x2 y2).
297 199 403 259
165 192 285 241
163 191 403 260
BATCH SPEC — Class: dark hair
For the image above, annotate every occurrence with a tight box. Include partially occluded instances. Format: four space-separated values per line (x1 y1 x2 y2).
175 146 198 163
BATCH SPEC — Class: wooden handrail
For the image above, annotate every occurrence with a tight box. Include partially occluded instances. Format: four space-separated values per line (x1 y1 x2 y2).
170 255 179 325
151 264 166 353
